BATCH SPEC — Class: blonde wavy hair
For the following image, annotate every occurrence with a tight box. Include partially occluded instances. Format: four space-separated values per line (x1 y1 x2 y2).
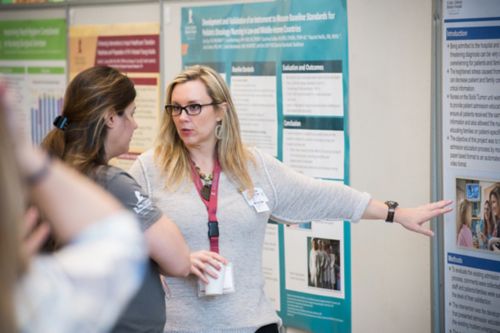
155 65 254 192
457 199 472 231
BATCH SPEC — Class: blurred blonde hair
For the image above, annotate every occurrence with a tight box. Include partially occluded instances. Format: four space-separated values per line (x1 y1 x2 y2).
457 199 471 230
0 98 26 332
155 65 254 192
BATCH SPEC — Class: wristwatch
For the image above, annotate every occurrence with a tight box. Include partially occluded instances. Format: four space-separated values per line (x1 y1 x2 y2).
384 201 399 223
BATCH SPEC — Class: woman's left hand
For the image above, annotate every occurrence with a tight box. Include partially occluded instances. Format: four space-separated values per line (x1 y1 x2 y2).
189 250 228 284
395 200 453 237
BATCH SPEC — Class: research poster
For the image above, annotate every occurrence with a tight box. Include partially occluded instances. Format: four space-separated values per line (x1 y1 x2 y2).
0 18 66 145
442 0 500 332
180 1 350 331
69 23 160 169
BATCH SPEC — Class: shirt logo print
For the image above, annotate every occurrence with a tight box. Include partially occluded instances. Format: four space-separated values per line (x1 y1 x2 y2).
133 190 152 214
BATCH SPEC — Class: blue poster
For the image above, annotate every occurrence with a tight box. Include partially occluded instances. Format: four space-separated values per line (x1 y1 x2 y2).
181 1 351 331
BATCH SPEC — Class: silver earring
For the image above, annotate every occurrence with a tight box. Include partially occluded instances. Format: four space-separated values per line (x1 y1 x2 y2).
215 121 223 140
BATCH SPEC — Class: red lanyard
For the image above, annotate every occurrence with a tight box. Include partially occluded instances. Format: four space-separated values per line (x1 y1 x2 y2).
190 159 221 253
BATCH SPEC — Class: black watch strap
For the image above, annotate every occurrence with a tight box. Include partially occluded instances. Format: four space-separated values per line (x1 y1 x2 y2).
384 201 399 223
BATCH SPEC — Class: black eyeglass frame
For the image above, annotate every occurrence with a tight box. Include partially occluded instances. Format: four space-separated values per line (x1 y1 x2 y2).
164 102 220 116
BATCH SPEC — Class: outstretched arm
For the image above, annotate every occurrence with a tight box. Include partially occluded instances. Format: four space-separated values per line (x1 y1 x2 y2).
362 199 453 237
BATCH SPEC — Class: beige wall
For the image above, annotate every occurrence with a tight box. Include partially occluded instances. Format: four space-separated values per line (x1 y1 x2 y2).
348 0 433 332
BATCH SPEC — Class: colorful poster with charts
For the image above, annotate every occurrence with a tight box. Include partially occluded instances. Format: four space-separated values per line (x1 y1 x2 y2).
69 23 160 170
180 1 351 331
0 18 66 145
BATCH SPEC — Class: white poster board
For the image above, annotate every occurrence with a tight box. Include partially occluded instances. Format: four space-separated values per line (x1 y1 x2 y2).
440 1 500 332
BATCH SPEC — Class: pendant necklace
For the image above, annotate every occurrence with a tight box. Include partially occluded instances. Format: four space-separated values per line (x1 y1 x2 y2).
194 165 213 201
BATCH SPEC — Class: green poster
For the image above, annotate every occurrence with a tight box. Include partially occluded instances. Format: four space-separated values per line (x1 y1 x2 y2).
0 18 66 60
0 18 67 145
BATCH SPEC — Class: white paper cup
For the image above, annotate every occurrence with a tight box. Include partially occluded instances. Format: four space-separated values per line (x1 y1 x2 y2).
204 264 226 296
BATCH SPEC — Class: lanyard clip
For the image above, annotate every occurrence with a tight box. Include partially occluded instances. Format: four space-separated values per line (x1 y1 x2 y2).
208 221 219 238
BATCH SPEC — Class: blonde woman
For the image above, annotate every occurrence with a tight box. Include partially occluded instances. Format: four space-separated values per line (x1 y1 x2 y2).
457 200 473 248
130 65 452 333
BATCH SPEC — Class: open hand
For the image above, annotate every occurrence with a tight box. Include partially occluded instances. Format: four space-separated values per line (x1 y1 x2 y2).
395 200 453 237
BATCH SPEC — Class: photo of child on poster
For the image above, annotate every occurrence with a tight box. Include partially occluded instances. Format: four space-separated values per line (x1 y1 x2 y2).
307 237 341 290
456 178 500 252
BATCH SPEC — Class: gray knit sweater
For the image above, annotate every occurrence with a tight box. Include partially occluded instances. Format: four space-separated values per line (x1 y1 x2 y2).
129 148 371 333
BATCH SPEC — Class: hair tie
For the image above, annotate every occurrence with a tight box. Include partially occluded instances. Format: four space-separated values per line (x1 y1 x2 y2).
53 115 69 131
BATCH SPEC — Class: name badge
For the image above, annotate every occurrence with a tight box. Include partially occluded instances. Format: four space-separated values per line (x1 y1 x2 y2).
242 187 270 213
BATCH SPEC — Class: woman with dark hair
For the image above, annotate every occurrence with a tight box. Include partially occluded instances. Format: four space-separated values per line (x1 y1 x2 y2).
42 65 191 332
0 83 146 332
490 186 500 237
477 200 494 249
487 185 500 251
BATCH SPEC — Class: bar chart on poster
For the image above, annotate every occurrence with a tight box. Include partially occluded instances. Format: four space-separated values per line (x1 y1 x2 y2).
28 67 65 144
0 19 67 145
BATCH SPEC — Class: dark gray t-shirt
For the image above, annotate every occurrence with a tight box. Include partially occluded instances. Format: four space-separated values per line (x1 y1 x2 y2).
96 166 165 333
